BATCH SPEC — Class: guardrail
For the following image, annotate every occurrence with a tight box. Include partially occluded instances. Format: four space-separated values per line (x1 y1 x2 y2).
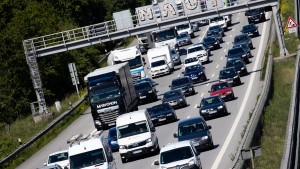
231 14 275 168
280 45 300 169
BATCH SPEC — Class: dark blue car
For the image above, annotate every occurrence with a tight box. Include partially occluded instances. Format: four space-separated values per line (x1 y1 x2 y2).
202 36 220 50
173 116 214 151
226 47 250 64
226 58 248 76
170 77 195 96
198 95 228 119
241 24 259 37
108 127 119 151
147 103 177 126
183 64 207 83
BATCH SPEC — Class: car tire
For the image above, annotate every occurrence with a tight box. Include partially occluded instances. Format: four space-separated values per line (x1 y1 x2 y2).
173 113 178 121
184 100 188 107
210 139 214 149
121 157 127 163
231 93 235 100
204 75 207 81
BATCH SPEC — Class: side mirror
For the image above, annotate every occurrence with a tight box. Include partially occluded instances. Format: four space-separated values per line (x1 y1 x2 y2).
225 55 228 57
197 105 200 108
153 160 159 165
169 85 171 87
151 128 156 132
147 66 151 69
173 132 178 138
207 125 212 130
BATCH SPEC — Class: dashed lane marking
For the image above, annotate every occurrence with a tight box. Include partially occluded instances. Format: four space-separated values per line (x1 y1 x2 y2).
212 73 215 77
201 93 204 97
216 65 219 68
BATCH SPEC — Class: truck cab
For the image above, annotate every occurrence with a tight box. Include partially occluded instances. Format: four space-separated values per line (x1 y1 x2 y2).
209 15 232 31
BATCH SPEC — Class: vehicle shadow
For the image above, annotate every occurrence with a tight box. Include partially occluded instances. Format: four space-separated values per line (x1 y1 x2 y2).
247 68 262 75
178 48 187 55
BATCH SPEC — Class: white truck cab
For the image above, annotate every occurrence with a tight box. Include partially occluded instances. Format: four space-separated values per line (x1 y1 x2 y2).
209 15 232 31
67 131 117 169
116 109 160 163
175 23 195 38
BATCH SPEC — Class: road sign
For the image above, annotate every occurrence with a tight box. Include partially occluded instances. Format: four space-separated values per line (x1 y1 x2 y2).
285 16 299 34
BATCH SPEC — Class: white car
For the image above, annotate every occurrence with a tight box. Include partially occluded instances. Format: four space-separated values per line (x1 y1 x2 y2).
45 150 69 168
153 141 202 169
187 45 209 63
182 56 202 71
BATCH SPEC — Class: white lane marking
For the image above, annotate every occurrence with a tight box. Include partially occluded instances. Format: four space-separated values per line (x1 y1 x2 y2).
227 42 229 45
199 26 210 42
211 12 269 169
221 56 223 60
232 28 235 32
206 83 209 86
216 65 219 68
187 116 190 119
177 75 180 78
239 13 241 15
201 93 204 97
224 49 227 52
212 73 215 77
194 104 198 109
229 35 232 38
236 17 239 20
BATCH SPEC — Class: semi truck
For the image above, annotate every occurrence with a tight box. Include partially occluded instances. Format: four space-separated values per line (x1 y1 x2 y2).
84 62 138 130
150 27 178 49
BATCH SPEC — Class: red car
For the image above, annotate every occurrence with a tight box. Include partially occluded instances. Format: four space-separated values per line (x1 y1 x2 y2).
209 82 235 101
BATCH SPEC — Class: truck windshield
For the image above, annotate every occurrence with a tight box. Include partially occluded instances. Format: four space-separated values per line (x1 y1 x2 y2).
210 17 224 23
177 24 190 30
114 55 143 69
90 84 120 103
153 29 176 42
188 46 204 53
151 60 166 68
117 120 149 138
160 146 193 164
69 148 106 169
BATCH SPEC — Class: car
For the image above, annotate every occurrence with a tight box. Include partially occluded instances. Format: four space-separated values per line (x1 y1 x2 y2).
208 25 224 36
176 32 192 47
173 116 214 151
233 43 253 58
45 150 68 168
138 43 149 55
183 56 202 70
136 77 158 86
209 81 235 101
183 64 207 83
219 67 242 86
38 164 63 169
170 77 195 96
108 127 119 152
198 19 209 26
193 42 212 56
162 89 187 109
226 58 248 76
171 48 181 65
198 95 228 119
147 103 177 126
245 8 266 24
226 47 250 64
241 24 259 37
153 141 202 169
233 34 254 49
202 36 220 50
206 30 224 43
187 45 209 63
175 23 195 38
134 81 158 104
191 22 200 32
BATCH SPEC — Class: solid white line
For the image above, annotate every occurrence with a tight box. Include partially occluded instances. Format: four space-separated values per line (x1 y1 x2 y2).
194 104 197 109
199 26 210 42
221 57 223 60
201 93 204 97
232 28 235 32
227 42 229 45
216 65 219 68
177 75 180 78
211 13 269 169
212 73 215 77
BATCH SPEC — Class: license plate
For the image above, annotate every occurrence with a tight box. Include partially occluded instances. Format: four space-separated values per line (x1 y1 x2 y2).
159 118 166 122
133 150 142 154
108 123 115 126
221 95 226 98
192 77 198 80
140 96 146 99
209 110 217 114
193 142 200 146
169 102 177 106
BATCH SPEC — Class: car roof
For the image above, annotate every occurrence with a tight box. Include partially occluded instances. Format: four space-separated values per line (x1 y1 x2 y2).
178 116 205 126
48 150 68 157
212 81 229 86
160 140 192 152
164 89 182 94
172 76 189 81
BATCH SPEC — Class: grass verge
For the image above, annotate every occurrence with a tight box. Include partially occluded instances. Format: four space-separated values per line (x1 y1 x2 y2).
253 60 295 169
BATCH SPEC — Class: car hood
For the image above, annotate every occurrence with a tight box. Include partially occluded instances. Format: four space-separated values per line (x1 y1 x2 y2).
210 87 232 96
230 64 244 71
80 163 109 169
178 131 209 142
163 95 183 102
210 21 225 27
151 65 168 71
204 40 216 45
136 88 152 93
200 102 223 110
177 37 189 41
118 132 151 146
160 157 194 168
242 27 257 33
228 52 244 58
219 73 236 79
150 109 173 118
177 28 190 34
234 40 249 46
48 160 69 168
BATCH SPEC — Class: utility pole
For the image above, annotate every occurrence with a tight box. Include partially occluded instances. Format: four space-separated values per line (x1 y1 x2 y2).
295 0 300 37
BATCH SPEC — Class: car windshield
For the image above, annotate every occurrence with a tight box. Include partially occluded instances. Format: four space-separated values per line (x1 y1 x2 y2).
210 17 224 23
185 64 203 73
160 146 193 164
163 90 181 99
147 104 172 115
48 152 68 164
177 33 188 38
172 78 190 87
233 44 248 51
117 120 149 138
211 82 230 92
151 59 166 67
227 60 243 67
203 37 215 43
207 31 218 37
69 149 106 169
89 83 120 103
234 35 248 43
228 48 244 56
137 78 152 85
209 26 220 31
243 24 255 31
245 8 262 16
177 24 190 30
179 122 206 136
185 57 198 64
188 46 204 53
201 97 221 106
134 82 152 91
220 69 235 78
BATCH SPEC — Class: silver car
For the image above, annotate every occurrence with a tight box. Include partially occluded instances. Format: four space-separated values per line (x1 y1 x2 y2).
176 32 192 47
171 48 181 65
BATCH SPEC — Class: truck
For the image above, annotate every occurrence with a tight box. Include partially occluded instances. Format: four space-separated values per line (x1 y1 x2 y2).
136 33 150 54
67 131 117 169
209 15 232 31
147 45 174 78
84 62 139 130
150 27 178 49
107 46 146 83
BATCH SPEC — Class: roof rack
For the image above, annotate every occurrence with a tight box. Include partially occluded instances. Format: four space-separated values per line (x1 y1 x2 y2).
67 130 103 147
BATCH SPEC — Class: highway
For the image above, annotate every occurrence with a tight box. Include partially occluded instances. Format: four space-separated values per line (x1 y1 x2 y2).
17 11 271 169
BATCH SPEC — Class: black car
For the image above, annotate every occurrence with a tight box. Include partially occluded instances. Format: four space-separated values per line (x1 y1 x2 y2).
206 30 224 43
147 103 177 126
219 67 242 86
202 36 220 50
226 47 250 64
226 58 248 76
245 8 266 24
233 34 253 49
134 81 157 104
136 77 158 86
183 64 207 83
170 77 195 96
162 89 187 109
198 95 228 119
233 43 253 58
208 25 224 36
138 43 149 55
241 24 259 37
173 116 214 151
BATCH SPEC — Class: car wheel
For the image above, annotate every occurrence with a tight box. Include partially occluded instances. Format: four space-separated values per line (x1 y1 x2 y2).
204 75 207 81
121 157 127 163
250 43 254 49
238 78 242 85
231 93 235 100
210 139 214 149
173 113 178 121
184 100 188 107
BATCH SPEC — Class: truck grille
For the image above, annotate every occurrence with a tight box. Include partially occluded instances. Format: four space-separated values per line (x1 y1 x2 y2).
167 163 189 169
99 110 119 124
127 140 147 149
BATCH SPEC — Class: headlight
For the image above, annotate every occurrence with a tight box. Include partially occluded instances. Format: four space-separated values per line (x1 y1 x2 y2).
146 138 152 143
234 76 238 78
218 105 223 109
167 113 173 116
188 159 195 166
148 90 153 93
151 117 156 120
179 99 183 101
111 140 118 144
242 54 246 57
214 41 218 44
203 53 207 56
189 88 193 91
164 66 168 70
188 29 193 34
226 91 232 94
198 72 203 75
119 145 125 149
95 120 101 125
201 136 208 140
201 110 207 113
241 67 245 70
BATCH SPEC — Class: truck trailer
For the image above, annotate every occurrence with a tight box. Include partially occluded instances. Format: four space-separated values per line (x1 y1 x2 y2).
84 62 139 130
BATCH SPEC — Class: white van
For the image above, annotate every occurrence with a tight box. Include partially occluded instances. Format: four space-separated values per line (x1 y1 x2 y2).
45 150 69 168
116 109 160 163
